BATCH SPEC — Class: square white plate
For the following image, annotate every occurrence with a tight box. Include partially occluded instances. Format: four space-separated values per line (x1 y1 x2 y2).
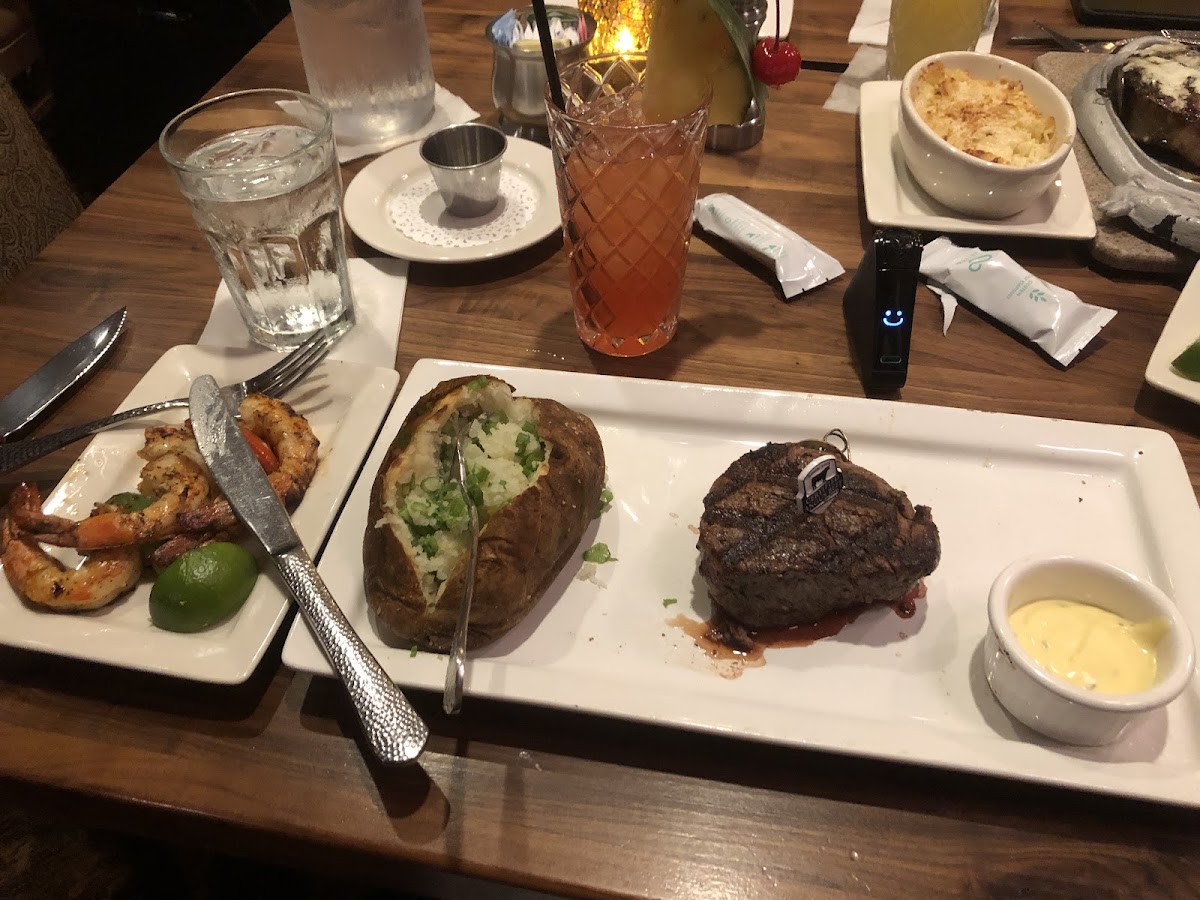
0 345 398 684
1146 261 1200 405
284 359 1200 808
859 81 1097 241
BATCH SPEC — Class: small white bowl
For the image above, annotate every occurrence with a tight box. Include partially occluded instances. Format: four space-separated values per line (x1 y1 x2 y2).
897 51 1076 219
985 556 1195 746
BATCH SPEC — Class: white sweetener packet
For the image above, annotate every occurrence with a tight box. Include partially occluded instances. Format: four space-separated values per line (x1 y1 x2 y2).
694 193 845 298
919 237 1116 367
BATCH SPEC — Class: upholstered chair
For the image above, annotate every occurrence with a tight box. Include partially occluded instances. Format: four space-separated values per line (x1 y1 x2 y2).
0 71 80 287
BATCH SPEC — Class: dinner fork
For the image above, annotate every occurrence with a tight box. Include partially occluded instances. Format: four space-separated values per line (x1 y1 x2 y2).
0 327 337 474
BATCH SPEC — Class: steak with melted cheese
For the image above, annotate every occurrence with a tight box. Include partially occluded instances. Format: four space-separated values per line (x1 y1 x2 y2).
1119 42 1200 172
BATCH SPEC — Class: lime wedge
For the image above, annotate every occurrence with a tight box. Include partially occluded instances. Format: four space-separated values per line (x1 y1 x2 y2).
1171 337 1200 381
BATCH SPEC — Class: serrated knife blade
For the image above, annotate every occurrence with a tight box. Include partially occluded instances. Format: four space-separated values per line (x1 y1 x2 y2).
0 307 127 441
188 374 428 765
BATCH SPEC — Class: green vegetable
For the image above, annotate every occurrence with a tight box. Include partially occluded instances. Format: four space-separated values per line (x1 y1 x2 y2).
464 464 490 509
467 376 490 390
595 487 614 518
515 421 546 477
105 492 153 512
1171 338 1200 381
149 542 258 633
401 479 470 537
583 543 617 564
662 597 678 608
480 411 509 435
409 646 419 658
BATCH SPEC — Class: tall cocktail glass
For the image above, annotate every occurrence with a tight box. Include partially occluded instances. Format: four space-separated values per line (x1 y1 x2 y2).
546 54 710 357
159 89 355 350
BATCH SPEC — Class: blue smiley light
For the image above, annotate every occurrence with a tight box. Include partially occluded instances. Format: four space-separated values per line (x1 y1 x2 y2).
882 309 905 327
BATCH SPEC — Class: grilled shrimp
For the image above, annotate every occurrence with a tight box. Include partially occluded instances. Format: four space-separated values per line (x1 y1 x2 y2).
1 514 142 611
28 449 213 550
178 393 319 533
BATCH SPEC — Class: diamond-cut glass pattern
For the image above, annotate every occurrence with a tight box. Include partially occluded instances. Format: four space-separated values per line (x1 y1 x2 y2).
547 54 709 357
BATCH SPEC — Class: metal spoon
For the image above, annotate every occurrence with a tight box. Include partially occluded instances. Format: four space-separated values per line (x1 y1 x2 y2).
443 428 479 715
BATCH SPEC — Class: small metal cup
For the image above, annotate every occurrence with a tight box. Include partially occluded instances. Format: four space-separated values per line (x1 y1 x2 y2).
419 123 508 218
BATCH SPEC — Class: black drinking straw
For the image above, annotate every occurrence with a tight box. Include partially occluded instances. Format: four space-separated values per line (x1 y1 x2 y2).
532 0 565 110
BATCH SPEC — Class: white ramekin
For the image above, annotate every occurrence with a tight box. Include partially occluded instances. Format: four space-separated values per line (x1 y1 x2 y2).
897 51 1076 219
985 556 1195 746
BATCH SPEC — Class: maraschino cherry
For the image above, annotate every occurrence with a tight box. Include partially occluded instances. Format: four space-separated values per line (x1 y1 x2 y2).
752 2 801 87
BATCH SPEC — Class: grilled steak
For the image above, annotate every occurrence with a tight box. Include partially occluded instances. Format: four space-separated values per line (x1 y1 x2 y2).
698 442 940 629
1118 42 1200 173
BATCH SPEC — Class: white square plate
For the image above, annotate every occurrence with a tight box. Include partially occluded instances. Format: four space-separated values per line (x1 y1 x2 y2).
859 81 1097 241
0 345 398 684
1146 261 1200 405
284 359 1200 808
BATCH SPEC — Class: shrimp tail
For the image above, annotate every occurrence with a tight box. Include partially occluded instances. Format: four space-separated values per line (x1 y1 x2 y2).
149 528 240 572
8 484 77 535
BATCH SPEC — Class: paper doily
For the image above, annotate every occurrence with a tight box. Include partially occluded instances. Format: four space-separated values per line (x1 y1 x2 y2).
387 169 540 248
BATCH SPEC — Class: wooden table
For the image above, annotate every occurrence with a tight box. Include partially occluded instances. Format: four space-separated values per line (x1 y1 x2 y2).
2 2 1198 897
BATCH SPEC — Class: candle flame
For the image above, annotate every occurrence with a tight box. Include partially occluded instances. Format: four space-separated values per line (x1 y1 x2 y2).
614 26 636 54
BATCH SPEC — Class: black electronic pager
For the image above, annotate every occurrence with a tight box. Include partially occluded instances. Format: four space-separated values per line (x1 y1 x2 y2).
842 228 922 393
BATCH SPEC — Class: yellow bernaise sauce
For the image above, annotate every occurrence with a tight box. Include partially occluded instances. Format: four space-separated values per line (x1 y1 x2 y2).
1008 598 1168 694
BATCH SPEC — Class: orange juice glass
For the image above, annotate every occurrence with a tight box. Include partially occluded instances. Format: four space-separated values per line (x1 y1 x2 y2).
546 54 710 357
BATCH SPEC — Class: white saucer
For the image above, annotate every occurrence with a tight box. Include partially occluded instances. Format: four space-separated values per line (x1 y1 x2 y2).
1146 261 1200 405
343 136 560 263
858 81 1097 241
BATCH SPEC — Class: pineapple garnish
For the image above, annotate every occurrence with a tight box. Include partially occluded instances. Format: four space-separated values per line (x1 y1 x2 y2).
642 0 756 126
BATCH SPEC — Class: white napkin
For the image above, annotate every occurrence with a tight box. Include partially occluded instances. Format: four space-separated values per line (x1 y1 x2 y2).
823 45 888 113
849 0 999 49
826 3 1000 114
198 257 409 368
333 85 479 163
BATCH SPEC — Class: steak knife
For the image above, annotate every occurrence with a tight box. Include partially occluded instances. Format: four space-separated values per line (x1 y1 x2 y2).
188 374 428 766
0 307 127 441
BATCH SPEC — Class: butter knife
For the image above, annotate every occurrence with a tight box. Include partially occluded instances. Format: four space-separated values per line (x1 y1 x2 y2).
0 307 127 441
188 375 428 765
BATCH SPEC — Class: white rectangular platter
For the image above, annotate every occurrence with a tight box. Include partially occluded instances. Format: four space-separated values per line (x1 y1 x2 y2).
0 345 399 684
284 359 1200 807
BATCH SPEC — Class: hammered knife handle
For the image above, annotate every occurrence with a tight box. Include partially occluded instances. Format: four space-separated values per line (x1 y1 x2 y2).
274 549 429 765
0 399 189 473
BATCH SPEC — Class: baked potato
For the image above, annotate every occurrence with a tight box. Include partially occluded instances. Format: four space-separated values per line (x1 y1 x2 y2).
363 375 605 651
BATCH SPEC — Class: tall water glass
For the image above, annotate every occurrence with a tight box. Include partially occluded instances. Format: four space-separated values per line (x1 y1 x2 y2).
546 54 710 357
290 0 436 144
160 89 355 350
